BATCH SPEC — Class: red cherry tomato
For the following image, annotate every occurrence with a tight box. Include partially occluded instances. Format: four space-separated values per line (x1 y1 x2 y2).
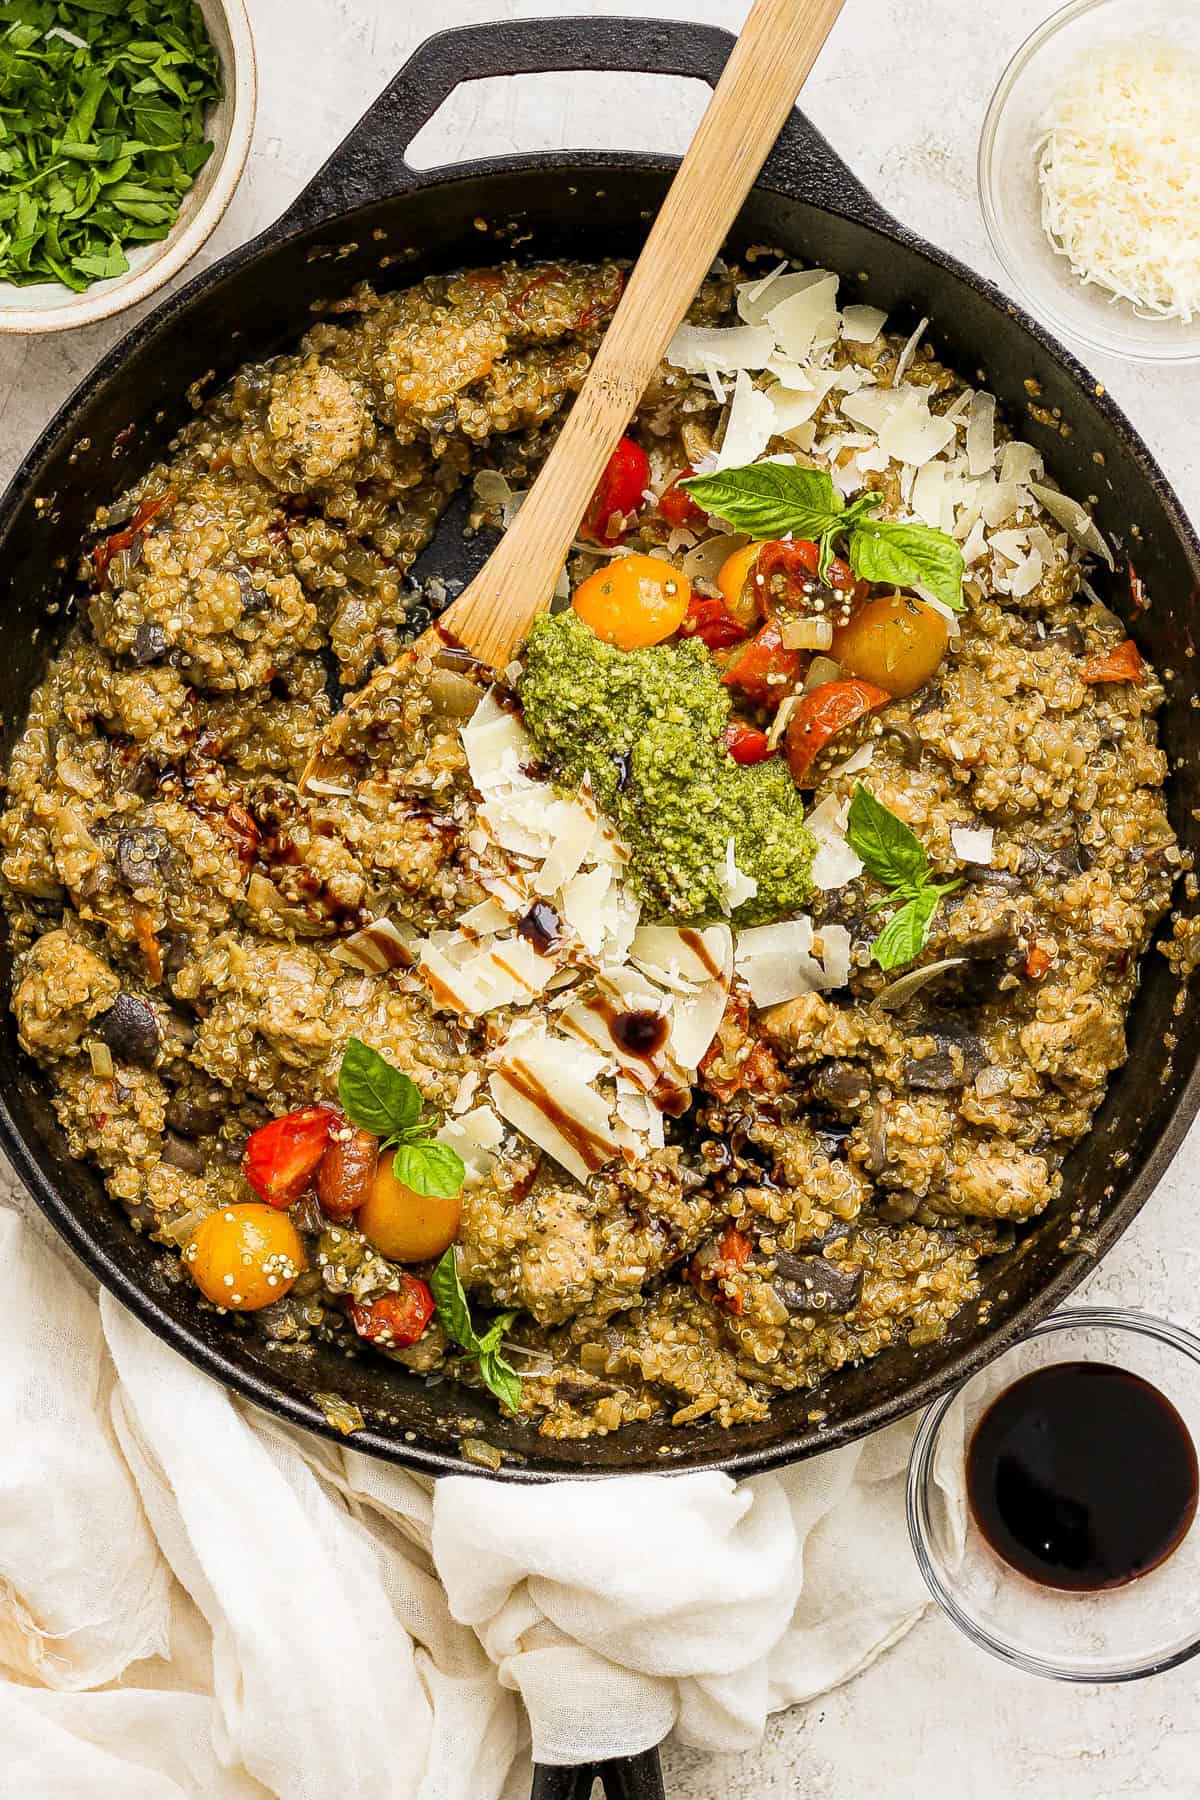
349 1278 435 1349
581 437 651 545
1024 944 1054 980
783 679 891 787
752 538 868 614
718 1226 753 1267
1079 639 1144 684
722 722 773 765
658 468 707 530
721 619 803 709
680 594 747 651
243 1105 336 1208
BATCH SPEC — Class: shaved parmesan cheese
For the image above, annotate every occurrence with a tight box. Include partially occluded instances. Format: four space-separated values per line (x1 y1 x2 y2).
715 369 776 471
614 1076 665 1150
738 265 832 327
718 838 758 912
1037 42 1200 321
816 923 852 988
457 899 512 935
1000 441 1044 487
841 303 888 343
734 914 848 1004
419 932 557 1017
533 798 597 895
806 793 864 890
769 368 842 433
966 391 997 476
894 316 929 384
1029 482 1115 568
630 923 733 990
1009 549 1045 598
766 274 840 364
667 322 776 374
461 691 534 793
952 825 995 864
437 1105 504 1181
840 386 957 467
669 982 728 1072
828 740 875 778
489 1031 622 1184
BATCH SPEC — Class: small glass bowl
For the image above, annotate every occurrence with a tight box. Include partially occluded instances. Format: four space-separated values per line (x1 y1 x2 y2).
907 1309 1200 1681
978 0 1200 363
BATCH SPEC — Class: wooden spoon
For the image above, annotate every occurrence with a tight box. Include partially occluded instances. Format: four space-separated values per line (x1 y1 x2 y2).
305 0 847 783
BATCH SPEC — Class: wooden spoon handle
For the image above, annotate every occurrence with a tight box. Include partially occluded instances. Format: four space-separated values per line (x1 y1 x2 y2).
439 0 847 669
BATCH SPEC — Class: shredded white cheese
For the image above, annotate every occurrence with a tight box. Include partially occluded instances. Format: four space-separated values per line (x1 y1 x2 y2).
1037 42 1200 321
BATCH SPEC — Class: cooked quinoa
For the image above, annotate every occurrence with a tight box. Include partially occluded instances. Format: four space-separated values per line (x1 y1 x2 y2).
0 259 1177 1440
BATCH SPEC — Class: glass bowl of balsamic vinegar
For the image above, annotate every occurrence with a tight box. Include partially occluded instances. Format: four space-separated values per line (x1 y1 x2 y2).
907 1310 1200 1681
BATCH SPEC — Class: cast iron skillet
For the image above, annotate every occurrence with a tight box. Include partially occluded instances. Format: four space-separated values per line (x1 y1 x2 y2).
1 0 1199 1619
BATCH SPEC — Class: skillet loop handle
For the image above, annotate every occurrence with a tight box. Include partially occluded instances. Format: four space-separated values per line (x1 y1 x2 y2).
531 1748 667 1800
274 15 889 235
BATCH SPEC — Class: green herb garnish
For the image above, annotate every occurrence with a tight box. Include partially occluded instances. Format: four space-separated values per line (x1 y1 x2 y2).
337 1037 466 1200
430 1249 522 1414
0 0 221 293
845 783 962 971
681 462 965 612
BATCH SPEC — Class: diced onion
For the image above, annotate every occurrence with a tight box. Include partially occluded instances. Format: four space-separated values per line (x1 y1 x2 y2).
803 654 841 692
780 616 834 651
88 1039 114 1078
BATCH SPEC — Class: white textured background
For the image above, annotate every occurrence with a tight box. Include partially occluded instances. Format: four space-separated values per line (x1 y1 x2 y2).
2 2 1199 1793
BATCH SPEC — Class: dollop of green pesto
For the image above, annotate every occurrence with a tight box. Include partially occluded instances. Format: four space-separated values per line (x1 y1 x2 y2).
519 611 814 923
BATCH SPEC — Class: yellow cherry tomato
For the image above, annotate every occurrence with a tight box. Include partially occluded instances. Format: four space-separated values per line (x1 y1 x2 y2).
186 1203 305 1310
572 553 691 650
358 1152 462 1263
831 591 948 699
716 541 764 627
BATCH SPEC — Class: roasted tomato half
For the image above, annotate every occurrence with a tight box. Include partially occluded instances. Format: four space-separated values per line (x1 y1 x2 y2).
244 1105 336 1208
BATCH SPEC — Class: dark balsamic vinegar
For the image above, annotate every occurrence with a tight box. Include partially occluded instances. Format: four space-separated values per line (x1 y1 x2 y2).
966 1362 1199 1592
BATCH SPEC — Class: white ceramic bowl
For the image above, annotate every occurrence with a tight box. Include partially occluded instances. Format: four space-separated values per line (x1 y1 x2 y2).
0 0 256 335
979 0 1200 363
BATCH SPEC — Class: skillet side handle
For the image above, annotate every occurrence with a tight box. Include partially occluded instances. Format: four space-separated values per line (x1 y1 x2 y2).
531 1748 666 1800
271 15 888 236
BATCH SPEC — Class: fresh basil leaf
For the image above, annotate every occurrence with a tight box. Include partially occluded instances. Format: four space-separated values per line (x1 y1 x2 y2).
431 1253 523 1413
680 461 844 541
847 518 965 612
477 1348 522 1415
870 888 942 970
337 1036 422 1138
477 1309 520 1354
846 784 929 894
430 1248 480 1353
390 1139 466 1200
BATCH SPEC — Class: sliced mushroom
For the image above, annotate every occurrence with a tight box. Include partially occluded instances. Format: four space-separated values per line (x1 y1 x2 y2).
810 1059 871 1112
131 622 168 665
165 1088 224 1136
903 1026 986 1092
117 826 170 890
96 993 160 1066
161 1131 206 1175
771 1251 863 1316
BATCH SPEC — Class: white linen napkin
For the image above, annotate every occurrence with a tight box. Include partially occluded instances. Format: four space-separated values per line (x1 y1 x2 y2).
0 1200 937 1793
